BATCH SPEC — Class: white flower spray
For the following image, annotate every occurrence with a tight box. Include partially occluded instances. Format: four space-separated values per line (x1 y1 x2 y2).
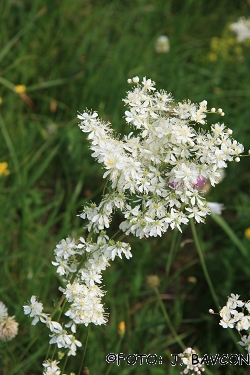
213 293 250 354
23 77 244 374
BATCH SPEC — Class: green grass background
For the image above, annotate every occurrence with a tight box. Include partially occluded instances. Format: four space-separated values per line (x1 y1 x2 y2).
1 0 250 374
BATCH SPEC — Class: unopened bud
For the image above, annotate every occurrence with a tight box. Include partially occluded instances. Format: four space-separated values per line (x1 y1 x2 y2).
132 76 139 83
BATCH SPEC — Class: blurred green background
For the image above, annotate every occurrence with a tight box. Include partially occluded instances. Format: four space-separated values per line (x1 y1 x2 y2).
1 0 250 374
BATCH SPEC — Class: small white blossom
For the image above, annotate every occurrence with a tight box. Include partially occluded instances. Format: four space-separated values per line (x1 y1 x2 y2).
227 293 244 309
54 238 77 260
42 360 61 375
207 202 224 215
230 17 250 42
179 347 205 374
23 296 48 325
239 335 250 352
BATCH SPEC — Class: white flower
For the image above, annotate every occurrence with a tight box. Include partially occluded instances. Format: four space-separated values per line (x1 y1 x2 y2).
42 360 61 375
245 301 250 313
207 202 224 215
67 336 82 356
186 206 207 223
227 293 244 309
219 318 235 329
238 335 250 352
48 323 75 352
0 316 19 342
80 269 102 286
236 316 250 331
102 241 132 260
23 296 47 325
54 238 77 260
179 347 205 374
219 305 233 320
230 17 250 42
141 77 156 91
77 111 98 122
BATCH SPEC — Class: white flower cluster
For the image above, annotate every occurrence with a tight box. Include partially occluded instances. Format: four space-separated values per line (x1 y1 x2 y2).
179 347 205 374
78 77 243 238
42 360 61 375
23 77 244 373
54 234 131 327
24 296 82 356
229 17 250 42
23 233 132 366
219 293 250 353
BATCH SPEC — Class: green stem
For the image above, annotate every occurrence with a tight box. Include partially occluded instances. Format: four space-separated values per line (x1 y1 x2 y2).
154 287 185 350
61 354 69 374
6 327 46 375
78 326 90 375
105 337 123 375
165 227 179 277
190 219 220 308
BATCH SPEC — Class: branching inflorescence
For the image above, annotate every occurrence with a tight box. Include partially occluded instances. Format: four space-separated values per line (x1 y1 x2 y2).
23 77 244 374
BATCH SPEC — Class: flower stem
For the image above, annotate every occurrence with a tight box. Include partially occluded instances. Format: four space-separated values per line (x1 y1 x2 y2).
190 218 220 308
154 287 185 350
166 227 179 277
78 325 90 375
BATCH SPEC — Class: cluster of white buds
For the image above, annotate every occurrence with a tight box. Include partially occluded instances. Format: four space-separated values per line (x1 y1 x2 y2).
210 107 225 116
218 293 250 353
179 347 205 374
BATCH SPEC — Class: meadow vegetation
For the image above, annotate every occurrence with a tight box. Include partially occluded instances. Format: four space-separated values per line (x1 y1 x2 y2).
1 0 250 374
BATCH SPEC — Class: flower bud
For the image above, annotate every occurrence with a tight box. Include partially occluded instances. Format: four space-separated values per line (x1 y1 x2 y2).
132 76 139 83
